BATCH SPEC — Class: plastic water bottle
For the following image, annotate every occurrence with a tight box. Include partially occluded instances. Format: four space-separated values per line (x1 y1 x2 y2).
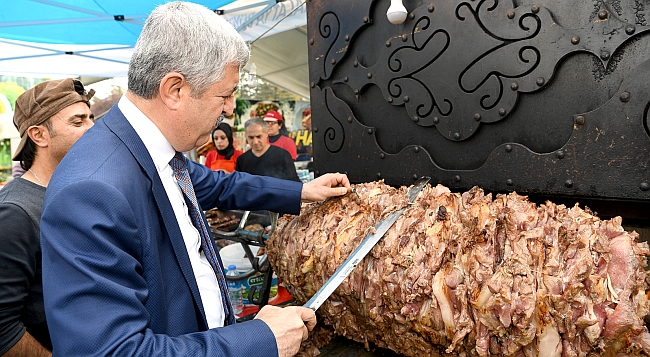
226 264 243 315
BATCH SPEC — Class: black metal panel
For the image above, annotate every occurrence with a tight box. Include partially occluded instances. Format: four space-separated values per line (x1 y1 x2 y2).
307 0 650 217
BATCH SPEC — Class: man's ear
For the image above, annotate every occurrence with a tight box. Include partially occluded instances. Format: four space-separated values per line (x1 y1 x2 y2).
159 72 186 110
26 125 49 148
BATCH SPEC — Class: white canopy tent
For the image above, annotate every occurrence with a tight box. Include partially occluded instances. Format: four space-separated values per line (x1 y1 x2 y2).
0 0 310 98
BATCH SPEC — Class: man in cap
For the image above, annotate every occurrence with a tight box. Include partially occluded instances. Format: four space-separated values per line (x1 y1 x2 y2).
0 78 95 356
263 110 297 160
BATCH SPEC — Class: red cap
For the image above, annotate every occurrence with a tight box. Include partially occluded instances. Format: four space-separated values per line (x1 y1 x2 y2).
263 110 283 122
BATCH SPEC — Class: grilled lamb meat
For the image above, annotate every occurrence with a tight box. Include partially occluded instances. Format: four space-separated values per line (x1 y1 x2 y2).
267 181 650 357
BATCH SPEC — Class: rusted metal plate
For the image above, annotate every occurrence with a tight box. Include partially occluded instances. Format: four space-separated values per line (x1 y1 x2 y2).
307 0 650 220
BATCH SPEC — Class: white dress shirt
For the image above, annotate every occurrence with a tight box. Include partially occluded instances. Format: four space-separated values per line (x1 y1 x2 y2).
119 96 224 328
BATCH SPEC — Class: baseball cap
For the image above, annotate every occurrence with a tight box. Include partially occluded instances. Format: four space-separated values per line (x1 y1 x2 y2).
263 110 283 122
12 78 95 161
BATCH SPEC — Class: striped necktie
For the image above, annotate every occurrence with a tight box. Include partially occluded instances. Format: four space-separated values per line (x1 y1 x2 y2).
169 152 235 325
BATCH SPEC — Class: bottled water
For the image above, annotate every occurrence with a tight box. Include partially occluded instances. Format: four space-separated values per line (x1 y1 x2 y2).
226 264 243 315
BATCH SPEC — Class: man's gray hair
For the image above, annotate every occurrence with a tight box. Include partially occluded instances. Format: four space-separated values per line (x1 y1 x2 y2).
128 1 250 99
245 117 267 131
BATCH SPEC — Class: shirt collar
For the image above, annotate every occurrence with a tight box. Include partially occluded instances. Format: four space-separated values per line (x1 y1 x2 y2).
118 95 176 172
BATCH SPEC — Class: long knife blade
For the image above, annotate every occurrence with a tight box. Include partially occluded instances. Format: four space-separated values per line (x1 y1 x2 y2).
304 176 430 311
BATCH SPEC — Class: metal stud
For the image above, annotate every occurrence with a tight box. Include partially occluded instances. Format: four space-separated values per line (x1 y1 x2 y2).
600 51 610 60
343 77 348 83
414 147 419 153
454 175 461 182
474 113 481 121
347 116 353 123
531 4 540 14
380 153 385 159
433 117 439 124
354 89 359 95
353 60 359 67
311 82 315 88
386 40 391 47
428 4 434 12
571 36 580 45
387 97 393 103
377 172 382 178
626 25 636 35
536 77 545 86
315 170 320 176
345 34 350 41
506 179 513 186
409 13 415 20
598 9 608 20
511 82 519 91
331 58 336 65
413 174 419 180
556 150 565 159
575 115 585 125
564 179 573 188
403 96 409 103
363 16 369 23
453 132 460 140
641 182 649 191
413 116 419 122
367 72 372 79
402 34 408 42
620 91 630 102
505 144 512 152
309 39 314 45
313 127 318 133
367 128 373 135
499 108 507 116
507 10 515 19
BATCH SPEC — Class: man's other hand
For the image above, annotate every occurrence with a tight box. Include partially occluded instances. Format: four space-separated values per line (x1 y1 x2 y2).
300 173 351 202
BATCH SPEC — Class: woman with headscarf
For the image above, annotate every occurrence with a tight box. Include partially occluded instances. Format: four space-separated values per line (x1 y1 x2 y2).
204 123 243 173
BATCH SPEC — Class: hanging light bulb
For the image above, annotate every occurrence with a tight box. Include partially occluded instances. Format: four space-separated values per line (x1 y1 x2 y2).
386 0 408 24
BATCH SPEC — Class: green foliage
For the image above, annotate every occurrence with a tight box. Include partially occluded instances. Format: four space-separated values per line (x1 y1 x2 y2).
0 82 25 111
234 98 251 126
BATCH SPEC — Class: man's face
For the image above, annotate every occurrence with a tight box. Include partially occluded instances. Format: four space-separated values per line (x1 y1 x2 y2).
265 120 280 136
245 123 269 156
181 65 239 151
47 101 94 163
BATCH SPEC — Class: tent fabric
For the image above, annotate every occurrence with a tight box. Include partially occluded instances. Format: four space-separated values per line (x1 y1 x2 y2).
0 0 310 98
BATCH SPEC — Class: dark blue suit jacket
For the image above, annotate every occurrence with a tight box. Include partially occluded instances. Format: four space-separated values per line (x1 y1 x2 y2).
41 106 303 356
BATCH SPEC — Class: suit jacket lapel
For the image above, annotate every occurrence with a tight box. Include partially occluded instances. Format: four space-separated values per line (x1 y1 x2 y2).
102 107 209 329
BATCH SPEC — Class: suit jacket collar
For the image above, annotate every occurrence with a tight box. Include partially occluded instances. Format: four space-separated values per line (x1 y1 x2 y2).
102 104 210 330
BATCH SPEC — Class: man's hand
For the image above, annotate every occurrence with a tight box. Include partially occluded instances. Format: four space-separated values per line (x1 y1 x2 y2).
300 173 351 202
255 305 317 357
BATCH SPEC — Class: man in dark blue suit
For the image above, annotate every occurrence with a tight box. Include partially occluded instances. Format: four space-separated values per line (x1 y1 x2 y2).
40 2 350 356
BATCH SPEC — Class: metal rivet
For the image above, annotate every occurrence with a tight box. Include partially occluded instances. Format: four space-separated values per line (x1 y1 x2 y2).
433 117 439 124
575 115 585 125
367 128 373 134
454 175 461 182
428 5 434 12
499 108 506 116
403 96 409 103
345 34 350 41
536 77 545 86
506 179 513 186
387 97 393 103
413 174 419 180
413 116 419 122
414 147 419 153
402 34 408 42
598 9 608 20
453 132 460 140
564 179 573 188
507 10 515 19
601 51 610 60
353 60 359 67
313 127 318 132
641 182 649 191
311 82 315 88
354 89 359 95
386 40 391 47
511 82 519 91
556 150 565 159
620 91 630 102
505 144 513 152
474 113 481 121
363 16 369 23
315 170 320 176
331 58 336 64
367 72 372 79
571 36 580 45
380 153 385 159
377 172 382 178
409 13 415 20
347 116 353 123
343 77 348 83
309 39 314 45
531 4 540 14
626 25 636 35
